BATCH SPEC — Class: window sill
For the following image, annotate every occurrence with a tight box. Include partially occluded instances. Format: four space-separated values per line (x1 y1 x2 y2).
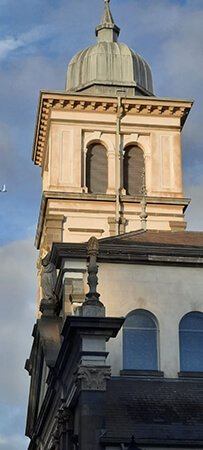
120 369 164 378
178 371 203 379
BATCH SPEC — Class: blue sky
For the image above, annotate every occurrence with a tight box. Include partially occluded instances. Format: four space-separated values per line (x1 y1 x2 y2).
0 1 203 449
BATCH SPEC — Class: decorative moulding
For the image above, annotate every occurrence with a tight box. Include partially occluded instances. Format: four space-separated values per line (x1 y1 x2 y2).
33 92 193 167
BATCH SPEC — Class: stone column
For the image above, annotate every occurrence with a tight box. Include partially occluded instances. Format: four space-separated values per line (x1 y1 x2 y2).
72 237 124 450
107 149 115 194
82 147 88 193
76 367 111 450
108 217 117 236
120 217 128 234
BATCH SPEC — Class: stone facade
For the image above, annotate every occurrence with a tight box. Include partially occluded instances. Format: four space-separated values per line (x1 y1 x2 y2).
33 94 191 252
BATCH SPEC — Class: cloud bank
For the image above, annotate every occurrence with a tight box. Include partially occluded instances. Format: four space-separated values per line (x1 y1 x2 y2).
0 25 53 60
0 239 37 450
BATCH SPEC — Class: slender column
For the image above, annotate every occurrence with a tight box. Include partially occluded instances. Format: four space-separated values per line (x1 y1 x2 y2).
140 166 148 231
107 149 115 194
82 147 88 193
82 236 105 317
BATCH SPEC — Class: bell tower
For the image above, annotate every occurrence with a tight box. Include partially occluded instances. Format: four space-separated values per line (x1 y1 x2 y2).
33 0 192 256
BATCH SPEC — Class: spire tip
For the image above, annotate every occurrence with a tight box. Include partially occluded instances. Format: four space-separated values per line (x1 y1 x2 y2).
96 0 120 42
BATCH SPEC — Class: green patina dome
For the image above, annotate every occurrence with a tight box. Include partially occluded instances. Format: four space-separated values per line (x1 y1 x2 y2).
66 0 154 97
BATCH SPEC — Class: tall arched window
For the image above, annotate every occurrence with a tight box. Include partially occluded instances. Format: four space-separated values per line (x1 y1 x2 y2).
123 145 144 195
123 309 159 371
179 312 203 372
86 143 108 194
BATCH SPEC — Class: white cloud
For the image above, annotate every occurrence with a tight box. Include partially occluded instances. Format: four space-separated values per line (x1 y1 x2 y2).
0 24 53 60
0 238 37 402
0 38 21 58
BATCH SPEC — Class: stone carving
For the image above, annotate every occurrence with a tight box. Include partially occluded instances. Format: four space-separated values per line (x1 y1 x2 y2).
87 236 99 256
82 236 105 316
86 236 100 302
77 366 111 391
41 251 57 302
57 405 73 434
49 405 73 450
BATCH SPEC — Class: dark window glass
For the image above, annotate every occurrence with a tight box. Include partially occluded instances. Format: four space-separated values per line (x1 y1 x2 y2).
123 145 144 195
86 143 108 194
179 312 203 372
123 309 158 370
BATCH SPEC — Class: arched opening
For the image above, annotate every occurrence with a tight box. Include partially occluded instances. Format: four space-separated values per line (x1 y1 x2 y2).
123 145 144 195
86 143 108 194
123 309 159 370
179 312 203 372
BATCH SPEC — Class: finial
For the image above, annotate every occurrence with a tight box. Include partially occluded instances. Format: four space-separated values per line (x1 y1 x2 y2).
82 237 105 317
140 167 148 231
96 0 120 43
86 237 100 302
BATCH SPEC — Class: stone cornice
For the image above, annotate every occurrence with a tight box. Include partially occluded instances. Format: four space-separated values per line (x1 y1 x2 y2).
32 91 193 167
51 241 203 269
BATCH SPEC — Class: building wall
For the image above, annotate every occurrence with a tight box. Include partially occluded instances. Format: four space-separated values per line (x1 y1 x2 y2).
94 262 203 378
36 107 187 251
44 111 183 199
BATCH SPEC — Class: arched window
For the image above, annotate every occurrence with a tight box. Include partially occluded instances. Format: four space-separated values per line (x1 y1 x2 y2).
86 143 108 194
123 309 159 370
123 145 144 195
179 312 203 372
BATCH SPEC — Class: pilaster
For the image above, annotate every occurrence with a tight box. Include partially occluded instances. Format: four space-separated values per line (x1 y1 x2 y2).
43 214 65 249
108 216 116 236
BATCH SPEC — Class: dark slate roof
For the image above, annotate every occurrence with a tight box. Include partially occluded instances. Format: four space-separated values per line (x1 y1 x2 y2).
101 229 203 248
102 377 203 446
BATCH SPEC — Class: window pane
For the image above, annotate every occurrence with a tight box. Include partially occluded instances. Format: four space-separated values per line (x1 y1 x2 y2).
123 145 144 196
123 329 158 370
180 312 203 331
123 310 158 371
125 311 156 329
180 331 203 371
86 144 108 194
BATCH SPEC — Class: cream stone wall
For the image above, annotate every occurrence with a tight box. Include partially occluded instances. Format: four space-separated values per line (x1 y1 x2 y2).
32 91 193 255
93 262 203 378
37 104 187 250
41 197 186 245
43 109 183 198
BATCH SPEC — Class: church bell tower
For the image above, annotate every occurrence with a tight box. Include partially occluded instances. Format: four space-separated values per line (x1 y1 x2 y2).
33 0 192 255
26 4 203 450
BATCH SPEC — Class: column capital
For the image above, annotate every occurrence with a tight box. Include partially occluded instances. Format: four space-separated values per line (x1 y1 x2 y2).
76 365 111 391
